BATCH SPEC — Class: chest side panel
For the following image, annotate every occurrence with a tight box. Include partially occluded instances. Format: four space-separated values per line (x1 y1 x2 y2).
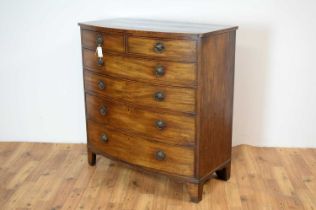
197 31 236 178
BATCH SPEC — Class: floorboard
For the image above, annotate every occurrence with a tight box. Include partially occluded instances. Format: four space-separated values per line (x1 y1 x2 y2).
0 143 315 210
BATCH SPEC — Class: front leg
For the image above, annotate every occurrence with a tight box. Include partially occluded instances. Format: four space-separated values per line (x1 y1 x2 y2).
186 182 204 203
87 148 96 166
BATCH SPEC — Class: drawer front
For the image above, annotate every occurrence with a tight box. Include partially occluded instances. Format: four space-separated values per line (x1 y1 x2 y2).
84 71 195 114
87 120 194 177
83 49 196 86
127 36 196 62
81 29 124 53
86 94 195 145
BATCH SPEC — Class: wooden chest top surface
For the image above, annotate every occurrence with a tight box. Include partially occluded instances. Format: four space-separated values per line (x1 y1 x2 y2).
79 18 237 37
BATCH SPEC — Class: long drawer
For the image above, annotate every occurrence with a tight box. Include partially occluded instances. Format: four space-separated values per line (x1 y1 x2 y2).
84 70 196 114
87 120 194 177
82 49 196 87
86 93 195 145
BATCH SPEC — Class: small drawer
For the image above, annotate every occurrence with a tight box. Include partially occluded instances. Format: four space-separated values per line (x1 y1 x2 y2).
83 49 197 87
81 29 124 53
84 71 195 114
86 94 195 145
87 120 194 177
127 36 197 62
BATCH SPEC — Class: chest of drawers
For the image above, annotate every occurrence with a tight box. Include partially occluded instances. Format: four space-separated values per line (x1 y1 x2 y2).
79 19 237 202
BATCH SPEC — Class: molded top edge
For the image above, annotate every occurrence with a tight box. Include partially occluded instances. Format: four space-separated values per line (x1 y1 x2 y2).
79 18 238 37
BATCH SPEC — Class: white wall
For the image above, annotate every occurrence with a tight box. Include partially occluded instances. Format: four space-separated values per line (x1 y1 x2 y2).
0 0 315 147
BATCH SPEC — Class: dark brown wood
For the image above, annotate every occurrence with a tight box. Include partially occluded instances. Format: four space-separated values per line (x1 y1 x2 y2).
86 93 195 146
87 120 194 176
82 48 197 87
84 70 196 114
215 161 231 181
79 19 237 202
79 18 238 38
81 29 124 53
196 31 236 179
186 182 203 203
87 148 96 166
127 36 197 62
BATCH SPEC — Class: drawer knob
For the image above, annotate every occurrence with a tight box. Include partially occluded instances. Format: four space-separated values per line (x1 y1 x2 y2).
96 34 103 45
155 120 166 129
154 65 165 77
97 57 104 66
154 42 165 53
98 80 106 90
99 105 107 116
155 150 166 161
99 133 108 142
154 91 165 101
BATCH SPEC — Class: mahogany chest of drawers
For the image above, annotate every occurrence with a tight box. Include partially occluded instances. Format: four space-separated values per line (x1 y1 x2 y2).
79 19 237 202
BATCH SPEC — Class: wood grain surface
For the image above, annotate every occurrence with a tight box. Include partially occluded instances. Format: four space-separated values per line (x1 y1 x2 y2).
196 30 236 178
82 49 197 87
79 18 238 38
84 70 196 114
0 143 315 210
81 29 124 53
79 20 237 202
127 36 197 62
86 93 195 146
87 121 194 177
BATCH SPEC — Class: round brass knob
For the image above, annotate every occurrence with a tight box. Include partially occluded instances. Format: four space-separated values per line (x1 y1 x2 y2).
155 150 166 161
154 91 165 101
97 57 104 66
98 80 106 90
153 42 165 53
99 105 107 116
154 65 165 77
99 133 108 142
155 120 166 129
96 34 103 45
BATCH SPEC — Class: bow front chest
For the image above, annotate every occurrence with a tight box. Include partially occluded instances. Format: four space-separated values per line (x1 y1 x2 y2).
79 19 237 202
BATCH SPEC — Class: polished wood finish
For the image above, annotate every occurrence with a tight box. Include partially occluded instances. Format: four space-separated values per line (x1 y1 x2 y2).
79 18 238 38
80 19 238 202
87 148 96 166
84 70 196 114
1 143 316 210
81 29 124 52
87 121 194 176
127 36 197 62
82 49 197 87
86 93 195 146
186 183 203 203
197 31 237 178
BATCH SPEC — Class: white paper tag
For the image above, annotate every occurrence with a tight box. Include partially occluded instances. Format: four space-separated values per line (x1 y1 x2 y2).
96 46 103 58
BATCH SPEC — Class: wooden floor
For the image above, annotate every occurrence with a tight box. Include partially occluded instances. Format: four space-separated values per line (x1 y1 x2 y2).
0 143 315 210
